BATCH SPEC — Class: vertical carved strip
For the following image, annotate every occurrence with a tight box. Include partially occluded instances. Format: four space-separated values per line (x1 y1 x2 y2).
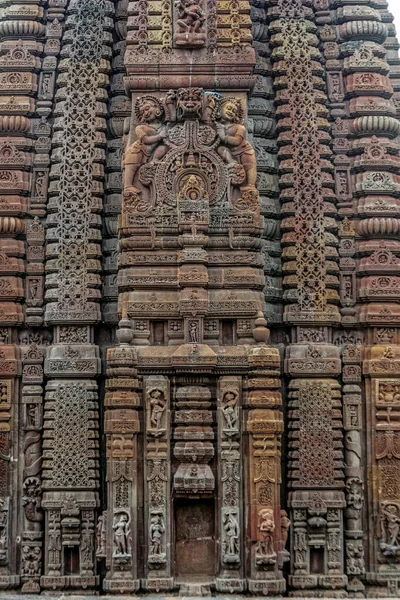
336 0 400 593
0 378 12 578
364 356 400 595
246 339 286 595
103 0 129 326
20 344 44 593
216 376 244 593
144 375 173 592
342 345 365 591
103 341 140 593
249 0 282 327
42 0 113 591
0 0 45 586
287 379 346 592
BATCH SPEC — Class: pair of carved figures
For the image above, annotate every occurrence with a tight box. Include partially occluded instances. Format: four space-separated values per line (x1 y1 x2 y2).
123 88 258 209
174 0 206 46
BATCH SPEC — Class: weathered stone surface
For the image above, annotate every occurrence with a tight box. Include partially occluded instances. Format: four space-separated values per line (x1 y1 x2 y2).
1 0 400 595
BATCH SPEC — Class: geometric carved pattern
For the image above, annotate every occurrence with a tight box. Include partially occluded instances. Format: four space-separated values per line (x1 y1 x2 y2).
50 384 91 488
45 0 111 323
298 382 334 487
2 0 400 592
280 18 327 313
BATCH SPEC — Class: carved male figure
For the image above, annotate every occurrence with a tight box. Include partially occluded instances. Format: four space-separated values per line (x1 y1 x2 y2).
216 98 257 190
123 96 167 193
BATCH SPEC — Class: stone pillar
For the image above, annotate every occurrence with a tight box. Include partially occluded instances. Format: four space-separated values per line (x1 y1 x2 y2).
143 375 173 592
337 0 400 593
103 341 140 593
216 375 245 593
41 0 114 592
269 0 345 593
246 341 286 594
0 0 49 589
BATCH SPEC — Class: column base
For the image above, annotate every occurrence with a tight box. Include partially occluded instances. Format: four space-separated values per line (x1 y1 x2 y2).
143 576 174 592
103 576 140 593
0 575 20 589
40 575 99 592
21 579 41 593
247 576 286 595
289 575 348 597
216 577 246 593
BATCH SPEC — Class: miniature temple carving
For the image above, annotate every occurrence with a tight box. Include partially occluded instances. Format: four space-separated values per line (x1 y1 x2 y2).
0 0 400 595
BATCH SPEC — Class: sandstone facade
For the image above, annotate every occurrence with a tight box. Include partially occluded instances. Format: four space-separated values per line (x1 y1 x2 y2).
0 0 400 596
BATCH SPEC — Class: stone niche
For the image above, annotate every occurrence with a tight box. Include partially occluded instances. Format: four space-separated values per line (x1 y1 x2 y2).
174 499 216 581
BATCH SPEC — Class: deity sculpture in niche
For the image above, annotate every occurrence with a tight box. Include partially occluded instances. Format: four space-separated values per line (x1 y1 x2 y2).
147 388 167 436
123 88 260 217
174 0 206 47
148 510 166 564
113 511 131 558
0 500 7 564
256 508 277 565
221 389 239 434
222 510 240 562
379 502 400 558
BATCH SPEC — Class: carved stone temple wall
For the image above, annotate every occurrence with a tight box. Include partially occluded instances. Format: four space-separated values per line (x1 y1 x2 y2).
0 0 400 596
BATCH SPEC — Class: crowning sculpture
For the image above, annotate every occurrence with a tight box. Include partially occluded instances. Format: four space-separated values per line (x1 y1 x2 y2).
0 0 400 596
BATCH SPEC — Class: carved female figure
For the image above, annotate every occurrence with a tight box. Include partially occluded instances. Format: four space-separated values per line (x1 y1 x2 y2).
222 390 238 431
113 512 129 556
224 512 239 557
149 513 165 556
256 508 276 564
148 388 166 432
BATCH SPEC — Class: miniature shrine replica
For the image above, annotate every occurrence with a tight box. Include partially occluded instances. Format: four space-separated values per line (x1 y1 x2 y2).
0 0 400 596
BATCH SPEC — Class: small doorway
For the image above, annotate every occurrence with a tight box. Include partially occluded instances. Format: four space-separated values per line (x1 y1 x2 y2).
174 499 215 581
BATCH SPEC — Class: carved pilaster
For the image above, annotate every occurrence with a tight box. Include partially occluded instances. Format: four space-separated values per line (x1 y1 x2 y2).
216 376 245 593
103 343 140 593
143 375 173 592
246 342 286 594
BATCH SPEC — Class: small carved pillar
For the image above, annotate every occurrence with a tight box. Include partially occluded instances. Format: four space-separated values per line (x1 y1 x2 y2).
42 0 114 591
246 338 286 594
216 376 245 593
103 338 140 593
287 378 346 592
143 375 173 592
342 344 365 592
0 0 45 589
20 344 45 593
364 348 400 595
0 371 19 589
